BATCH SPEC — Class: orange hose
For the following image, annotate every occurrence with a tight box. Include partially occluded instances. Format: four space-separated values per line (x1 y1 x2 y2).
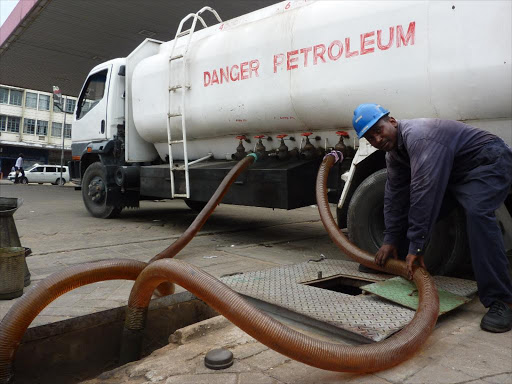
122 153 439 372
151 155 255 295
150 155 256 262
0 155 257 383
316 154 407 276
0 259 147 383
123 257 438 372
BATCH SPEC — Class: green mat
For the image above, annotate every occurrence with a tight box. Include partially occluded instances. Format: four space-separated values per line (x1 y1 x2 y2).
361 277 471 314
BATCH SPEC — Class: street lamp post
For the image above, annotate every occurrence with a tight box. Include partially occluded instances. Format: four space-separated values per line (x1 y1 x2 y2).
53 86 66 186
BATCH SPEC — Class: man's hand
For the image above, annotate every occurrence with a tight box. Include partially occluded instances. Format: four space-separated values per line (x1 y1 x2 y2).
375 244 398 266
405 253 427 280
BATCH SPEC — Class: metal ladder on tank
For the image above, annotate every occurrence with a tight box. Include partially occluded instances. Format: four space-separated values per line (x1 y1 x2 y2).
167 7 222 198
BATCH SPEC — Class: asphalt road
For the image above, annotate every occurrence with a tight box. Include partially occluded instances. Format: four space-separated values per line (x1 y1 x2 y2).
0 181 346 266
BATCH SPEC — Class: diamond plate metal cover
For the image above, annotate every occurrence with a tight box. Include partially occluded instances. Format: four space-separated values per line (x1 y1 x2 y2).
221 260 411 342
221 260 477 342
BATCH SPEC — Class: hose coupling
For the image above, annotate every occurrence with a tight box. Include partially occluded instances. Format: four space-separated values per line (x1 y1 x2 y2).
247 153 258 162
323 150 344 164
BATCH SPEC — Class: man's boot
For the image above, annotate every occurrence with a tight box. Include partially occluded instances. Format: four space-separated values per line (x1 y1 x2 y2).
480 300 512 333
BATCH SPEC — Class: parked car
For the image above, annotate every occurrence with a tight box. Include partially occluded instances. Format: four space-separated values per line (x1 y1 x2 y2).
8 164 70 185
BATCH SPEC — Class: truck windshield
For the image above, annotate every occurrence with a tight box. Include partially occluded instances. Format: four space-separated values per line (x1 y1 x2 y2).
76 69 108 119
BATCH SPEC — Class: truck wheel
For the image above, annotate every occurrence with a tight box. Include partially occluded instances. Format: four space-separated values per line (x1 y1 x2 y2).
82 162 122 219
185 199 207 212
347 169 468 276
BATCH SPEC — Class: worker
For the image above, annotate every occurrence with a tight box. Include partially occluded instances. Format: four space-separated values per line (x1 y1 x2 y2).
352 103 512 333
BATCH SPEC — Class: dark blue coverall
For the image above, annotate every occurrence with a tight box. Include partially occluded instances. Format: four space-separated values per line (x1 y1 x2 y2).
383 119 512 307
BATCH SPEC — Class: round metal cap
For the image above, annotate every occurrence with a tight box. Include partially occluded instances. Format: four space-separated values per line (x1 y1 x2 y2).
204 348 233 370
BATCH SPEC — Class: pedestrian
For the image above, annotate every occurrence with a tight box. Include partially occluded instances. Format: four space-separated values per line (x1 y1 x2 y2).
352 103 512 333
14 153 25 184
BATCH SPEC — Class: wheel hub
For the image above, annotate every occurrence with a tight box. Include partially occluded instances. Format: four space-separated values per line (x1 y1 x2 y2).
88 177 106 203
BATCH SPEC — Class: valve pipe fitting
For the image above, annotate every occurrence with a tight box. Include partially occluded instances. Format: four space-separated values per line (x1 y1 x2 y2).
232 135 247 160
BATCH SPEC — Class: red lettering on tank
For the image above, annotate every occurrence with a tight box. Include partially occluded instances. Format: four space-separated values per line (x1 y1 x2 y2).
377 27 394 50
300 47 312 67
202 21 416 87
328 40 343 60
240 62 249 80
397 21 415 47
360 32 375 55
287 50 299 70
345 37 359 58
230 65 240 81
313 44 326 65
204 71 211 87
274 54 285 73
211 70 219 85
220 67 229 83
249 60 260 77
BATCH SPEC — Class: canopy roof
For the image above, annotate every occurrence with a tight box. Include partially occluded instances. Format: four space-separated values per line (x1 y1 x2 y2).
0 0 278 96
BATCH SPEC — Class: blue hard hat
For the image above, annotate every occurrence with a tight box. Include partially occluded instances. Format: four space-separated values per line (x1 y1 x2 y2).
352 103 390 138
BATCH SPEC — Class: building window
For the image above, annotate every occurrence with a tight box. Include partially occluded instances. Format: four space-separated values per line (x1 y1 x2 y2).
52 122 62 137
0 115 6 131
7 116 20 133
0 88 8 104
25 92 38 109
37 120 48 136
64 123 72 139
38 94 50 111
9 90 22 106
65 99 76 114
23 118 36 134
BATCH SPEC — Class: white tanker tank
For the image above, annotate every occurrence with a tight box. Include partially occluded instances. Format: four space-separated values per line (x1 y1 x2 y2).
127 0 511 162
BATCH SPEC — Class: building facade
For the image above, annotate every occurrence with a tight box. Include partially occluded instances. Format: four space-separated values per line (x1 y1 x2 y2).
0 84 75 178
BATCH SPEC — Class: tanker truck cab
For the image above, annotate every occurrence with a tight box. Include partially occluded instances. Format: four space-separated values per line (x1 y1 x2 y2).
70 58 129 218
73 59 125 144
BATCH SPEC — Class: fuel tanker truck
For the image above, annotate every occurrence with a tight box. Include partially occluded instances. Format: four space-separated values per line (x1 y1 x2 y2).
70 0 512 275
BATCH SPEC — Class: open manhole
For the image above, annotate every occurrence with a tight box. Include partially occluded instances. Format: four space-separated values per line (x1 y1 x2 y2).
303 275 374 296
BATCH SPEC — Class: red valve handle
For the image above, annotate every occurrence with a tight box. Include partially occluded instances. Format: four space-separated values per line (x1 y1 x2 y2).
336 131 350 138
254 135 265 139
301 132 313 137
236 135 246 140
276 134 288 139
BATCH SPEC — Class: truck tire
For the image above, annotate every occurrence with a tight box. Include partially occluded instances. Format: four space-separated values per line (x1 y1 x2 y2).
346 169 468 276
82 162 122 219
